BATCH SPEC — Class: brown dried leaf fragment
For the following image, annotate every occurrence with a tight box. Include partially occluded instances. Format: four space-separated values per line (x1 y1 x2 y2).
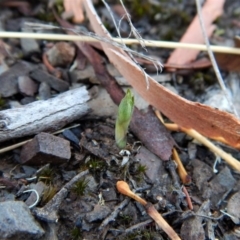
167 0 225 65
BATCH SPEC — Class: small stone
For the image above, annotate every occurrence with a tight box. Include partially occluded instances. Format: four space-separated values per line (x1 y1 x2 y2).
8 100 22 108
209 167 236 208
38 82 51 100
20 96 36 105
101 187 117 202
20 132 71 165
0 61 33 97
25 181 47 208
70 65 95 82
0 201 44 240
227 191 240 224
18 76 38 96
20 38 40 57
135 146 163 182
46 42 75 67
191 159 213 191
85 205 111 223
30 69 69 92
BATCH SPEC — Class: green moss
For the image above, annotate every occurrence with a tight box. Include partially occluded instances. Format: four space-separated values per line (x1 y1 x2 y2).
41 185 57 205
0 96 5 109
86 158 106 172
71 227 82 240
71 178 89 197
38 167 54 184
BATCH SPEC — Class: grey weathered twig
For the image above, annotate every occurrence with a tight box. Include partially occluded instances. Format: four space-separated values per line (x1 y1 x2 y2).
33 170 89 222
0 87 90 142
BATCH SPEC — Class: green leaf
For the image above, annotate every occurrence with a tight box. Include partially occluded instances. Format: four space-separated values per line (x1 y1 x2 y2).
115 89 134 148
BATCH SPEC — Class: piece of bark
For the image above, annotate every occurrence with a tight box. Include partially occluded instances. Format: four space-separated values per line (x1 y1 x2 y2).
0 87 90 142
30 69 69 92
20 132 71 165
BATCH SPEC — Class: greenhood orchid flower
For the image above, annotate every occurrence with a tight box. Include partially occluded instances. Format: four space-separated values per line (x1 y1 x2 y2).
115 89 134 148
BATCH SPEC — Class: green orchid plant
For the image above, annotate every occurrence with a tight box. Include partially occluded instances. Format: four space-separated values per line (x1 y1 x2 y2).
115 89 135 148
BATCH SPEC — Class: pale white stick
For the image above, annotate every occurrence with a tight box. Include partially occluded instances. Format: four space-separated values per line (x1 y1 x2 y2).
0 32 240 54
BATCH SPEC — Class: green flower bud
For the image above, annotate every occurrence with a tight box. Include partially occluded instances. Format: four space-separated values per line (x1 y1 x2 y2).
115 89 134 148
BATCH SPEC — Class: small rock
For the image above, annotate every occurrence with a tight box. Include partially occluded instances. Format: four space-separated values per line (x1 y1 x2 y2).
46 42 75 67
62 170 76 182
227 191 240 224
25 181 47 208
191 159 213 191
20 96 36 105
85 175 98 193
70 65 95 82
38 82 51 100
209 167 236 208
20 132 71 165
85 204 111 223
135 146 164 182
0 201 44 240
62 129 80 148
101 187 117 202
188 142 197 160
180 201 209 240
20 38 40 57
0 60 9 75
30 69 69 92
8 100 22 108
18 76 38 96
0 61 33 97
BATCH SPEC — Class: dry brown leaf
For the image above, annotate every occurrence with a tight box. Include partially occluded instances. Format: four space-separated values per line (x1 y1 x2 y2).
215 53 240 71
83 0 240 149
63 0 84 23
215 37 240 71
167 0 225 65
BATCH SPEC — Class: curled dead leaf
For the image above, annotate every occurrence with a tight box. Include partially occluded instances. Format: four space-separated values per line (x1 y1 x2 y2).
167 0 225 65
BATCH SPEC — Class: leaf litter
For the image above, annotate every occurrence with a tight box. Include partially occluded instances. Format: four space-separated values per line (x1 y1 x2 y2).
0 0 240 240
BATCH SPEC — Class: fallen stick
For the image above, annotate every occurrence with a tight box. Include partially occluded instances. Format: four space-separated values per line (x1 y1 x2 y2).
0 87 90 142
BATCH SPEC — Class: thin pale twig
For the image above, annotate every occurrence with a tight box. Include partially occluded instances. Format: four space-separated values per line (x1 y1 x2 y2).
0 31 240 54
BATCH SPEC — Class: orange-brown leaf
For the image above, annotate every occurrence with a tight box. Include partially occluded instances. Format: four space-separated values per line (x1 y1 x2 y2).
63 0 84 23
167 0 225 65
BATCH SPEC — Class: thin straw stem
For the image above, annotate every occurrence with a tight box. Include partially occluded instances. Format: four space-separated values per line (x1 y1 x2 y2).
0 32 240 54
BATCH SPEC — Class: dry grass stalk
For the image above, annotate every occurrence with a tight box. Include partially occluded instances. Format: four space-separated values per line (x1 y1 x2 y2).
0 31 240 55
172 148 191 185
